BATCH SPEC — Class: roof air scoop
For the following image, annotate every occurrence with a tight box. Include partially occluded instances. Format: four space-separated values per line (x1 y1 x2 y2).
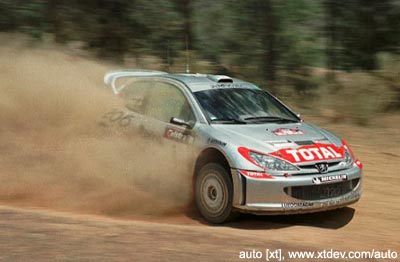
207 75 233 83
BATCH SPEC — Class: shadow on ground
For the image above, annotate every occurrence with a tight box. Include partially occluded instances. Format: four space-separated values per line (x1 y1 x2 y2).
185 206 355 230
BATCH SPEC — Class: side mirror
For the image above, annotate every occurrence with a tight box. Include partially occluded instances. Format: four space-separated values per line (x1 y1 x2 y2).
170 117 194 129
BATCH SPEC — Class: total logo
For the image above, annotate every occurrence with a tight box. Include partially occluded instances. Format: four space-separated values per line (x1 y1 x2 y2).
271 143 344 163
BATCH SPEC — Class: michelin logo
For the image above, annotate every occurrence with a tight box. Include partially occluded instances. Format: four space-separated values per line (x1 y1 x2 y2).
312 174 347 184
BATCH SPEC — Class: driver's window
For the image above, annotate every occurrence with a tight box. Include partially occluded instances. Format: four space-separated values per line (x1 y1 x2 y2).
120 80 153 114
146 82 195 123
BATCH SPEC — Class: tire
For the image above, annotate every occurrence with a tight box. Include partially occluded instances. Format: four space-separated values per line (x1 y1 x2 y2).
195 163 237 224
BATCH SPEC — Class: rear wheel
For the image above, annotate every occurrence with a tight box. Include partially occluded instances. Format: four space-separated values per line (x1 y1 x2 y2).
195 163 236 223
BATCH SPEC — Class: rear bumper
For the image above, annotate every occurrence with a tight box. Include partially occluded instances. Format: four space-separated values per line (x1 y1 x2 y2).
231 165 362 215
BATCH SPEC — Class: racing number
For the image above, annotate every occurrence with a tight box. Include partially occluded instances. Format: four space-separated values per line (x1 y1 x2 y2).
102 109 136 127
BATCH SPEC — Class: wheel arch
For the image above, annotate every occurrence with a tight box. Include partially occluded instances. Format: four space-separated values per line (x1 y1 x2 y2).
193 147 245 207
194 147 232 178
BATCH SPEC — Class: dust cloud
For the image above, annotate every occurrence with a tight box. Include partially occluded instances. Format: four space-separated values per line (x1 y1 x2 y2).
0 36 193 217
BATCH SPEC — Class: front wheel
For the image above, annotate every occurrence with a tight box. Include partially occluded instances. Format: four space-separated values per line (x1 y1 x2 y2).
195 163 236 223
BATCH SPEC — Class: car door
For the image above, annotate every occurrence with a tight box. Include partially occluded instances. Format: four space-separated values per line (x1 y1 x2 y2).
144 79 196 144
139 79 197 165
103 77 197 164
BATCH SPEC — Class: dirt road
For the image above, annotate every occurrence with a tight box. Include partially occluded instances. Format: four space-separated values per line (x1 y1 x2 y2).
0 40 398 261
0 117 399 261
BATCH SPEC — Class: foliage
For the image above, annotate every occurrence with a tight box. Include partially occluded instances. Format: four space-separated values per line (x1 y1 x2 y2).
324 0 400 70
0 0 399 124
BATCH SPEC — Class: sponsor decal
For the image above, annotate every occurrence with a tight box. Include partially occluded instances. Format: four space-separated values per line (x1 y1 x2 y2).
312 174 347 184
238 170 273 179
207 137 227 147
164 126 194 144
354 159 363 169
272 128 304 136
282 202 314 208
210 83 245 89
270 143 344 163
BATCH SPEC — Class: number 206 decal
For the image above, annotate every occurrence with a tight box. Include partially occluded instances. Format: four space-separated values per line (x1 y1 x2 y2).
101 109 136 127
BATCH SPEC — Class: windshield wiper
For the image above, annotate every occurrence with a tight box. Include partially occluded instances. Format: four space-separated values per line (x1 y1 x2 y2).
243 116 299 123
210 118 247 124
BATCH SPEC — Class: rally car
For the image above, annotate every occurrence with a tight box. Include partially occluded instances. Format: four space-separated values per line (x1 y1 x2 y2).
103 69 363 224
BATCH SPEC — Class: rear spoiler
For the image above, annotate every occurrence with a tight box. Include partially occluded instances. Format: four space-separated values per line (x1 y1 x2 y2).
104 69 167 94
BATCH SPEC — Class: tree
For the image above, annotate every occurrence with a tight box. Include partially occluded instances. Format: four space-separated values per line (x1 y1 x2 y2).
324 0 400 70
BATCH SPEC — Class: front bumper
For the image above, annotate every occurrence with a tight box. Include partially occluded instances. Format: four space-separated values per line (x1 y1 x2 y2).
231 165 362 215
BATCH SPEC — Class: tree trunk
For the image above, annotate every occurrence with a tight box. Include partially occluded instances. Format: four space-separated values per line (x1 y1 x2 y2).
46 0 64 43
325 0 338 72
261 0 278 83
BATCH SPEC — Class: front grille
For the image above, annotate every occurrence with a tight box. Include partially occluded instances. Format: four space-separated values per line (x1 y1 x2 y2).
284 178 360 200
292 161 341 176
298 161 340 169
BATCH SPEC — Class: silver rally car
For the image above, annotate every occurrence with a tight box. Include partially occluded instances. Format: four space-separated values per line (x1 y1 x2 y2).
104 70 363 223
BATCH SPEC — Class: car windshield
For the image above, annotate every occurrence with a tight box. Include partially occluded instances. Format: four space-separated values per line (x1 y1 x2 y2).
194 88 299 124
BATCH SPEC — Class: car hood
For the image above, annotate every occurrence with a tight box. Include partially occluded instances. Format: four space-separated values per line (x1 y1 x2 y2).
210 121 344 163
213 122 327 144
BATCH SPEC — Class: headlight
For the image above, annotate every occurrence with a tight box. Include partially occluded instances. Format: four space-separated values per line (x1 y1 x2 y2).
238 147 299 171
341 146 354 166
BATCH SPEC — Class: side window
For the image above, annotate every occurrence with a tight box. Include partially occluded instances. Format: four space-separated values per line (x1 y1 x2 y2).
146 81 195 123
119 80 153 114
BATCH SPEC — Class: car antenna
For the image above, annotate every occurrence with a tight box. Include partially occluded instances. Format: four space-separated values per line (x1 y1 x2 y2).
185 34 190 73
166 40 170 73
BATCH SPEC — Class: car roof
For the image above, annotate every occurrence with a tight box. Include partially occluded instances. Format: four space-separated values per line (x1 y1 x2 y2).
104 70 260 94
163 73 259 92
